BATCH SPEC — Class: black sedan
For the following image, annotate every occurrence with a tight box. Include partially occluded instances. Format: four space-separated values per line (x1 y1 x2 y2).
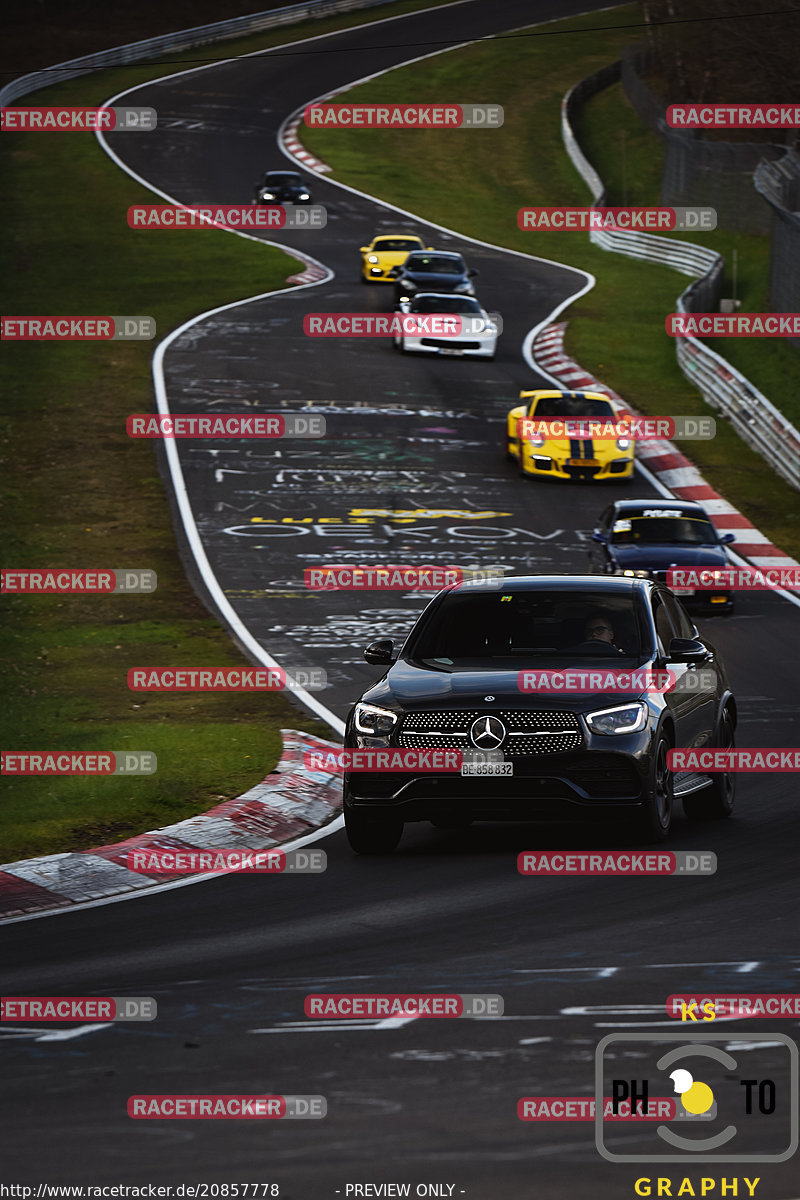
253 170 312 204
342 576 736 853
588 499 736 613
391 250 477 304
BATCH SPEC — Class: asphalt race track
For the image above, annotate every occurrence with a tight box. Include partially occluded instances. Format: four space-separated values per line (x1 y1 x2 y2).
3 2 800 1196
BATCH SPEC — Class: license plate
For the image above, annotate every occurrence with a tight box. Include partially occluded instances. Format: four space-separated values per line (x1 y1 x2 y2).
671 588 695 596
461 763 513 776
569 458 599 466
439 347 464 356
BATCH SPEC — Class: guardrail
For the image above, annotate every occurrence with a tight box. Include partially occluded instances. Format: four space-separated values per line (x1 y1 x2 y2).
561 69 800 493
0 0 399 106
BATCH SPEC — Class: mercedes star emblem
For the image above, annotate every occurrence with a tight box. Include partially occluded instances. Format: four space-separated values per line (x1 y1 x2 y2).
469 715 506 750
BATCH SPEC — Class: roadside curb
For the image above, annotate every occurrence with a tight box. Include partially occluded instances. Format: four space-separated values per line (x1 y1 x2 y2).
532 322 800 571
281 112 333 174
0 729 342 922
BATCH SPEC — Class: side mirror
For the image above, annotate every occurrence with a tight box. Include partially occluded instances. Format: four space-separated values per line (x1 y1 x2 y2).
667 637 709 663
387 266 400 277
467 268 479 277
591 530 608 544
364 638 395 666
720 532 735 544
426 245 435 250
359 246 369 253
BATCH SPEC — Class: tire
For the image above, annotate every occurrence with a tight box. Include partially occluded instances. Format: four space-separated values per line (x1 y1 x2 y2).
518 449 529 478
344 804 403 855
683 707 736 820
637 730 674 841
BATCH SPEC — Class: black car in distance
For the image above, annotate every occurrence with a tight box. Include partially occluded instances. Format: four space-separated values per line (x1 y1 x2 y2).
589 499 736 613
253 170 312 204
391 250 478 304
343 576 737 853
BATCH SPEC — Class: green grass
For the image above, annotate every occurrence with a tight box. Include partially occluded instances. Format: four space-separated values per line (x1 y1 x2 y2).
3 0 480 860
301 4 800 555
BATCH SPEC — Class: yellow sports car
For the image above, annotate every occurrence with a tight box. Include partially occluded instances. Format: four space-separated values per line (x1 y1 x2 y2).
506 389 635 482
359 233 433 282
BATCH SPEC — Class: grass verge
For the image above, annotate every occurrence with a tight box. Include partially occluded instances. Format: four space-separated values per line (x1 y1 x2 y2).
3 0 473 859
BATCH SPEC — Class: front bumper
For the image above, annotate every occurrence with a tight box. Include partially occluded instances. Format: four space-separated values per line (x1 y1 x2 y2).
522 452 634 481
400 335 497 357
343 745 653 822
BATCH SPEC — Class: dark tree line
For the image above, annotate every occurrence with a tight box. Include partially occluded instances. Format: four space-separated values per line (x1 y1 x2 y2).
639 0 800 141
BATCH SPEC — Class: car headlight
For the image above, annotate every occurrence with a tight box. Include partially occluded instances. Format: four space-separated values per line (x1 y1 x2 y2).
526 433 546 448
621 569 650 578
299 193 310 200
585 702 648 735
454 281 473 293
616 437 631 450
354 703 398 735
367 255 379 263
259 192 275 200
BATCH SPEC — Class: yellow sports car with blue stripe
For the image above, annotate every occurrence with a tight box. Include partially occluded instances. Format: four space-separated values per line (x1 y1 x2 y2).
506 389 635 482
359 233 433 282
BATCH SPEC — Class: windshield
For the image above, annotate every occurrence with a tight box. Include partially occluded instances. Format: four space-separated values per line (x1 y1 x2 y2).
611 516 719 545
374 238 421 251
405 255 465 274
409 590 645 667
531 395 615 419
409 296 481 313
265 173 302 185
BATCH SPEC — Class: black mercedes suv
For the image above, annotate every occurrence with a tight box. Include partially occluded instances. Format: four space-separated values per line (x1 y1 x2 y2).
343 576 736 853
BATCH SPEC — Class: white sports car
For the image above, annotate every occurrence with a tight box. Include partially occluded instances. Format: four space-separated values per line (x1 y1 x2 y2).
393 293 501 359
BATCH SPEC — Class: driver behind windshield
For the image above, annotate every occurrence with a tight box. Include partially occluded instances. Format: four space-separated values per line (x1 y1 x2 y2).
583 611 624 654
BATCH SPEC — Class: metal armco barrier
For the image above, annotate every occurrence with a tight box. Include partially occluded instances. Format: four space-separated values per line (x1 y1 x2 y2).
0 0 399 106
561 69 800 493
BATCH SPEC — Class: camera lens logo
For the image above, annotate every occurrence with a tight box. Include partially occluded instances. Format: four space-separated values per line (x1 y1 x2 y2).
671 1068 714 1115
595 1032 798 1162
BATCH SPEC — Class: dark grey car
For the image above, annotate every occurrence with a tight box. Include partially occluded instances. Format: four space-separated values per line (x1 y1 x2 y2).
343 576 737 854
